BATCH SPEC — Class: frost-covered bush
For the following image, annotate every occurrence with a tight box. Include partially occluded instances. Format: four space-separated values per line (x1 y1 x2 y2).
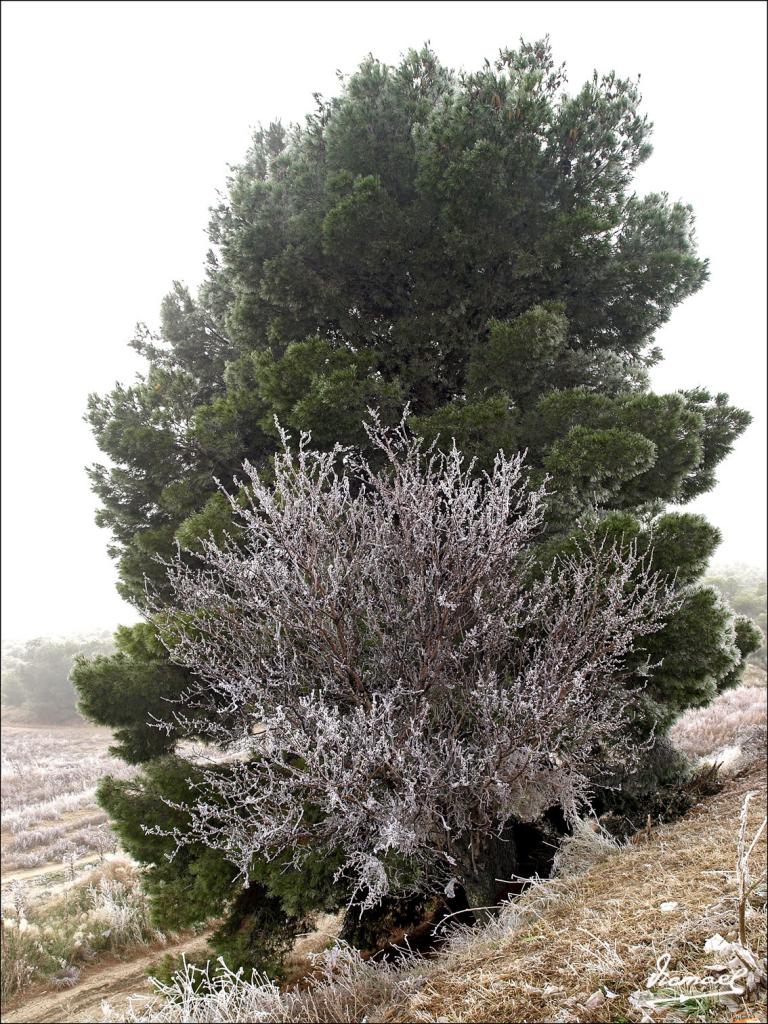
86 874 155 948
0 860 163 1000
107 945 422 1024
152 420 677 908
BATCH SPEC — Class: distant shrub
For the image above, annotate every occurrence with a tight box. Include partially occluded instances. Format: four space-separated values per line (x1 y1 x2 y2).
1 633 114 723
705 564 767 667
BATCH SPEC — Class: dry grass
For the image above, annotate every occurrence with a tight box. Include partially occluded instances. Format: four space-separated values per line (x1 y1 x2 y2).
1 726 134 833
0 724 151 1007
382 758 768 1024
742 664 768 688
109 944 425 1024
671 677 767 761
1 723 128 889
6 696 766 1022
2 816 118 871
283 912 343 985
1 857 167 1002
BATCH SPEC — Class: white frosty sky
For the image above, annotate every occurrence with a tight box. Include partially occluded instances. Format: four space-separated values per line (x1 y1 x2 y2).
1 0 766 642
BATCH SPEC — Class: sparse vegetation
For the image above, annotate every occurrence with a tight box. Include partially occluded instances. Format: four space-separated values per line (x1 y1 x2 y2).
671 671 767 761
2 818 117 872
1 727 134 836
0 723 144 1007
1 859 164 1001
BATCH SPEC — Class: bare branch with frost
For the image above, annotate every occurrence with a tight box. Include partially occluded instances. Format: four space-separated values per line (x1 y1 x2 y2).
146 416 677 907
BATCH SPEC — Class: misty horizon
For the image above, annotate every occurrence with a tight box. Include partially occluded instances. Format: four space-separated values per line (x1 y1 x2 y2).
2 0 766 641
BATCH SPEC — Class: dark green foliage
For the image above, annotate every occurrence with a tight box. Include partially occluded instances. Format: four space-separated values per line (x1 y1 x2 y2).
646 513 721 585
174 491 241 551
97 760 238 929
253 337 404 447
146 954 211 998
85 40 726 611
97 756 345 976
72 624 193 763
76 38 756 973
678 391 753 501
410 394 519 471
1 634 113 723
724 616 764 683
597 738 716 837
519 387 732 512
339 893 448 956
640 586 751 725
210 885 306 980
466 304 569 408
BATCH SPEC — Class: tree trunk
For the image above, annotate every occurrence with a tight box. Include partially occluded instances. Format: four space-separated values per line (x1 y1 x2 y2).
340 815 569 957
459 830 519 910
339 892 448 956
460 815 567 908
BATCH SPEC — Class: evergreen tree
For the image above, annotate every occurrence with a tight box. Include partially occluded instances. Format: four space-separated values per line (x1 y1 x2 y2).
73 39 758 971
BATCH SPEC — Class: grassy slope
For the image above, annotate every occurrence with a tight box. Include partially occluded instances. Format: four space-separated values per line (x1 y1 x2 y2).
384 755 767 1024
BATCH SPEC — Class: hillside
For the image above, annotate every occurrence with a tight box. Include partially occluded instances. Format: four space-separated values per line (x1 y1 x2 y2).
85 717 766 1024
384 753 767 1024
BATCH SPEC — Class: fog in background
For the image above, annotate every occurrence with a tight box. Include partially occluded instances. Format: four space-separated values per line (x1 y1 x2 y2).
2 0 766 642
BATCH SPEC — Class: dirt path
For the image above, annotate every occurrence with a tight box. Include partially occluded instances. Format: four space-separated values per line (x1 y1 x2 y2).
1 855 103 888
1 933 212 1024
